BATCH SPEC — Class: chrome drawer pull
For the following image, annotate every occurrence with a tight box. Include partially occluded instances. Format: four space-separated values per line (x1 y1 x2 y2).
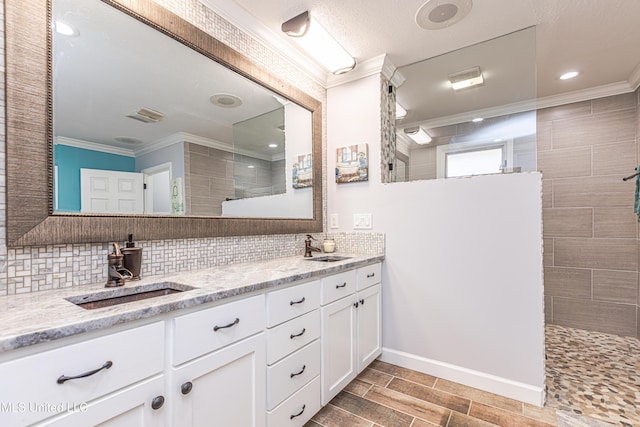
290 404 306 420
290 297 306 306
290 365 306 378
367 272 375 278
57 360 113 384
290 328 306 339
336 282 347 289
213 317 240 331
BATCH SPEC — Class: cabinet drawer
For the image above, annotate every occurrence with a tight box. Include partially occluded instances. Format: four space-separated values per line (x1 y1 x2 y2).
267 376 321 427
173 294 265 365
266 340 320 410
266 280 320 327
356 262 382 290
267 309 320 365
0 322 164 426
320 270 356 305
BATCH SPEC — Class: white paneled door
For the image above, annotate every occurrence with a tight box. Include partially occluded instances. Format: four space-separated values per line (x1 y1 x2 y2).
80 168 144 214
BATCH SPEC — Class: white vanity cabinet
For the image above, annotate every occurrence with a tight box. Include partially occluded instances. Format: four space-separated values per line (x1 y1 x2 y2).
265 280 322 427
0 322 166 427
320 263 382 405
170 295 266 427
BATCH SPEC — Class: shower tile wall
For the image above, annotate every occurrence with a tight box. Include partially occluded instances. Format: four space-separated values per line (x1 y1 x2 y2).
539 91 640 338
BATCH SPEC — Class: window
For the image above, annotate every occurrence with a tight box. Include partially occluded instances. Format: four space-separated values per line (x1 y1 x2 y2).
436 139 513 179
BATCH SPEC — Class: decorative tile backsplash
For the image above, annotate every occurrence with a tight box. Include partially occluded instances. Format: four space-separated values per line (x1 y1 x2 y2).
0 0 383 296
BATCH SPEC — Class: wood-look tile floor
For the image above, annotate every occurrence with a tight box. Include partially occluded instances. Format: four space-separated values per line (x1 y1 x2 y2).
305 359 559 427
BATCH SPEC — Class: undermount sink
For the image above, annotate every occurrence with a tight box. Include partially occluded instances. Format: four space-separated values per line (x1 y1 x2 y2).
305 256 352 262
66 282 195 310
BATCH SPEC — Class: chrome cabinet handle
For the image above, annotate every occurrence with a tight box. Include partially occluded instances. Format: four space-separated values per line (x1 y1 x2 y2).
336 282 347 289
290 365 306 378
213 317 240 331
290 328 306 339
290 297 306 306
57 360 113 384
290 404 306 420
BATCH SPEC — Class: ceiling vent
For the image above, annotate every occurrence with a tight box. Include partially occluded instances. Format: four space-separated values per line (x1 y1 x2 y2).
415 0 473 30
114 136 143 144
126 107 164 123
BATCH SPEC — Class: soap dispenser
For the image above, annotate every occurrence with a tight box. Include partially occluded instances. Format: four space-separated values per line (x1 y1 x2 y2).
121 234 143 280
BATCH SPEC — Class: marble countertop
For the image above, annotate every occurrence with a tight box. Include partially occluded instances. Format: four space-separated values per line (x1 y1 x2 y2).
0 253 383 354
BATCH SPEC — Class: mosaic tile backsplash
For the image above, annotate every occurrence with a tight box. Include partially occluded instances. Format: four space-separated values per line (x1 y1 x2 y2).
0 0 384 296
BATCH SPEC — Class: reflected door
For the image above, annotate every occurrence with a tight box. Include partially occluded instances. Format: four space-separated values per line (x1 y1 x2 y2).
80 168 144 213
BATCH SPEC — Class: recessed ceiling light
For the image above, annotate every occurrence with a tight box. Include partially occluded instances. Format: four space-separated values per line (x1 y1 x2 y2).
472 117 484 123
247 165 255 169
55 21 79 37
210 93 243 108
415 0 473 30
268 143 278 148
560 71 579 80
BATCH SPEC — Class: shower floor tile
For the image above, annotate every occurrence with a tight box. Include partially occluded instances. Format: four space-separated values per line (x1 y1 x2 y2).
545 324 640 427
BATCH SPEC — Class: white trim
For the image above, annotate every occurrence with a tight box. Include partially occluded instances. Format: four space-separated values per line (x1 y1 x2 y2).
379 347 545 406
197 0 328 87
326 54 404 88
54 136 136 157
436 139 513 179
628 63 640 91
536 80 635 110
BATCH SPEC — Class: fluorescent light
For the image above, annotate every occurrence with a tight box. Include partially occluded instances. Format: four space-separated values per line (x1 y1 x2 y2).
282 11 355 75
560 71 579 80
404 127 432 145
448 66 484 90
396 103 407 119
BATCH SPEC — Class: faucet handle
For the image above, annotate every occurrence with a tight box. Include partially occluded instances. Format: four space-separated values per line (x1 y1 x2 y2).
306 234 315 240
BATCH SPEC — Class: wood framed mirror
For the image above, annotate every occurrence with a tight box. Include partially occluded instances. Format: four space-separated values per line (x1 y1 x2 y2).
5 0 323 247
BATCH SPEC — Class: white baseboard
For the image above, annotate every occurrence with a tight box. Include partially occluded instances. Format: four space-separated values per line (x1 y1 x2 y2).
379 347 545 406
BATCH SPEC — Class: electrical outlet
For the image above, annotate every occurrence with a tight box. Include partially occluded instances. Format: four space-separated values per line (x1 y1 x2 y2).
353 213 373 230
330 213 339 229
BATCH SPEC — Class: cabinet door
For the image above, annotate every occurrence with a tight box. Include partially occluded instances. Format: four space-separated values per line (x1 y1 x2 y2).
320 296 357 405
38 376 165 427
172 333 265 427
357 283 382 372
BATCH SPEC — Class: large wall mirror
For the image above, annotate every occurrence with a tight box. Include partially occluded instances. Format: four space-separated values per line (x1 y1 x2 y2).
5 0 323 246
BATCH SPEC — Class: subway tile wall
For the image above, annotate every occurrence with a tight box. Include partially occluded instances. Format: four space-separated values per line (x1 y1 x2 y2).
539 91 640 338
0 0 385 296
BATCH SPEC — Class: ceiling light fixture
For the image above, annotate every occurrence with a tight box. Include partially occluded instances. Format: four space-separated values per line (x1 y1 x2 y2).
210 93 243 108
282 11 356 75
268 143 278 148
54 21 79 37
415 0 473 30
472 117 484 123
448 66 484 90
396 103 407 120
560 71 579 80
404 127 432 145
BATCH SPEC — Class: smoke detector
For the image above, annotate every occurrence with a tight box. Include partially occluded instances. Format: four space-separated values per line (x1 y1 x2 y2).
415 0 473 30
126 107 164 123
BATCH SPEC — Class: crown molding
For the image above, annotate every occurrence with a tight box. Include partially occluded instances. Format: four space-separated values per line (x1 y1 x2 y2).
627 62 640 91
198 0 329 87
326 54 405 88
54 136 136 157
536 81 635 110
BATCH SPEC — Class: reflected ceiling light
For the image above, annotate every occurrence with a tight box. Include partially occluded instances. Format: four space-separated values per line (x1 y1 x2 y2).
404 127 432 145
247 165 255 169
268 143 278 148
396 103 407 119
448 66 484 90
54 21 78 36
472 117 484 123
282 11 356 75
560 71 579 80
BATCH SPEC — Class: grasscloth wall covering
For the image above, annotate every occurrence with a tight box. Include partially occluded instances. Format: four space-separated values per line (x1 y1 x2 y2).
539 90 640 338
0 0 384 296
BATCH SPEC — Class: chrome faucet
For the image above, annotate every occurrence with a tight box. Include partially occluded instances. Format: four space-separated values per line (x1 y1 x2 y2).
304 234 322 257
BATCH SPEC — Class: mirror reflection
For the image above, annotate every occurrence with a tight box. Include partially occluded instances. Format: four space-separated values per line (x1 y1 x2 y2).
52 0 313 218
394 27 537 182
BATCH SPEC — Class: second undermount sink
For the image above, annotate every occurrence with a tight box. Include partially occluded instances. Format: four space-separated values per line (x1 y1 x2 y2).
305 256 352 262
66 282 195 310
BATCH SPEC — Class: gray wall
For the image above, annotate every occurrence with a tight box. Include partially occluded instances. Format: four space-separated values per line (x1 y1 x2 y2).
538 91 640 338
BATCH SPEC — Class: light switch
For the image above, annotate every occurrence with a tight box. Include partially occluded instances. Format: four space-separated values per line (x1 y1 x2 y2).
353 213 373 230
330 213 339 229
